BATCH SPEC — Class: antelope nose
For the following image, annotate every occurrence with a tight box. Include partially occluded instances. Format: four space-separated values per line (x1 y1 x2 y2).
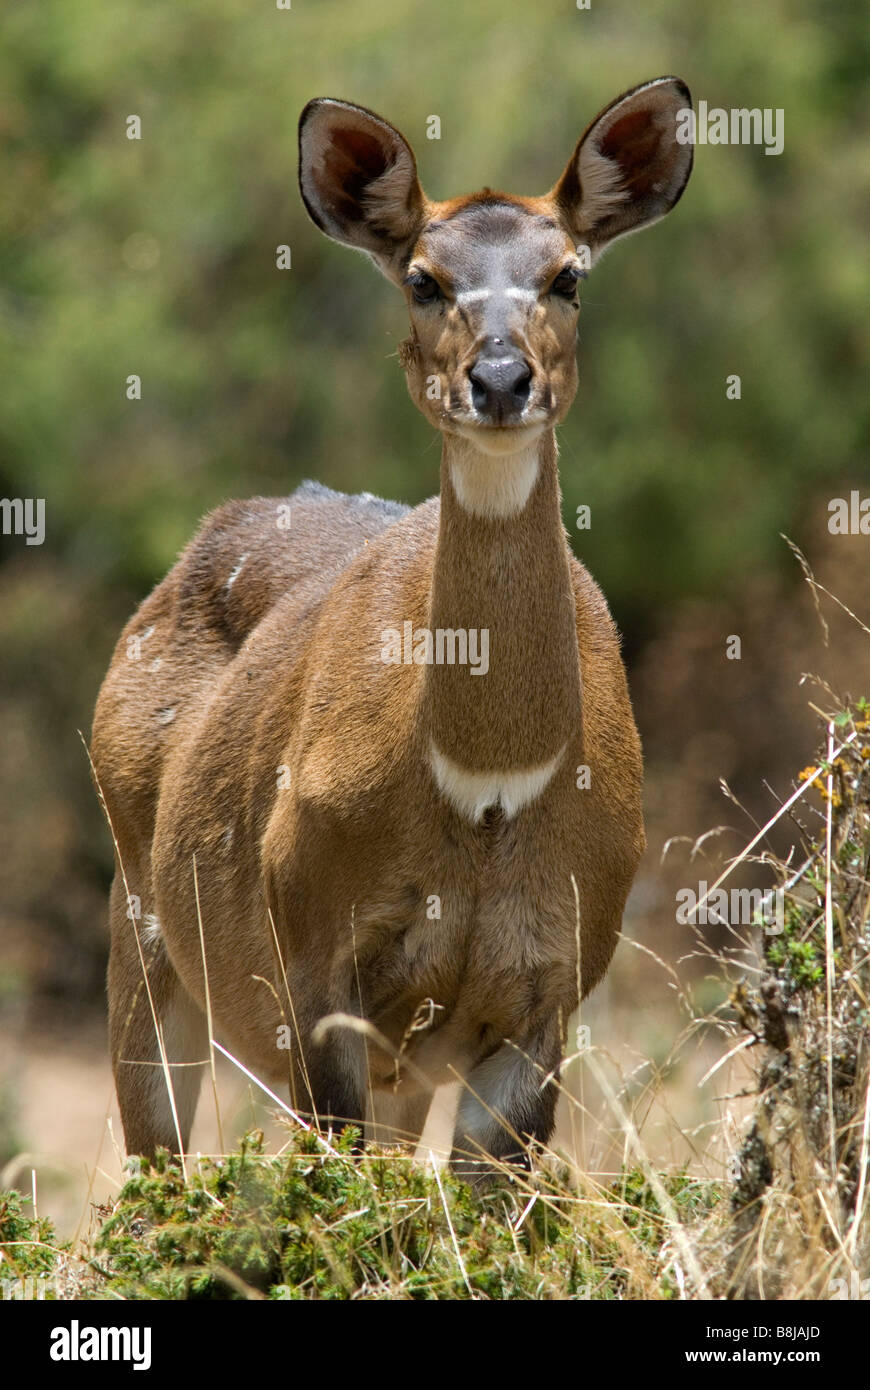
468 355 532 420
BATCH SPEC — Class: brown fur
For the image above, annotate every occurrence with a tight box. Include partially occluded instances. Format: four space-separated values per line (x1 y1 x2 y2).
92 77 692 1174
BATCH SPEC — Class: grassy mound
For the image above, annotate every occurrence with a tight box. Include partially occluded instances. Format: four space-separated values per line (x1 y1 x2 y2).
89 1132 720 1300
0 1128 719 1300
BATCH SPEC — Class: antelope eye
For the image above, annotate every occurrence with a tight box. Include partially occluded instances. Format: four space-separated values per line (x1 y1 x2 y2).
551 267 582 299
408 272 441 304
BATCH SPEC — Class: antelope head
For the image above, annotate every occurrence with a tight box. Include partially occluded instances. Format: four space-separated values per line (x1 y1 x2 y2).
298 78 693 461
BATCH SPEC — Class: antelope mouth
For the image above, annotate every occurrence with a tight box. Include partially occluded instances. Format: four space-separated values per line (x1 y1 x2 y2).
453 419 546 457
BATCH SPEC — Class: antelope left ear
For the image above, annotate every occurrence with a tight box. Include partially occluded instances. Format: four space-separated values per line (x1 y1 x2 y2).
551 77 693 258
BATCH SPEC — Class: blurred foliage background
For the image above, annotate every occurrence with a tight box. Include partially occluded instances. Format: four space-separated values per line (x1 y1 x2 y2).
0 0 869 1199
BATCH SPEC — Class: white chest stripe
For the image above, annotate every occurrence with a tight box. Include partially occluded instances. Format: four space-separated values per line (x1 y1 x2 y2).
430 741 565 822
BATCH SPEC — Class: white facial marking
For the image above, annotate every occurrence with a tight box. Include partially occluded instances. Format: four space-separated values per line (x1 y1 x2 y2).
449 433 542 518
430 741 565 822
226 554 249 590
457 287 536 306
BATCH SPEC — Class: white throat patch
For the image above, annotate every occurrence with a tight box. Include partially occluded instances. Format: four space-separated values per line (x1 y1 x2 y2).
430 741 565 822
448 434 541 519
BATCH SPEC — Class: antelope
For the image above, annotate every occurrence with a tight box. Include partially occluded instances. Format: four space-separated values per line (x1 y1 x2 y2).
92 77 693 1177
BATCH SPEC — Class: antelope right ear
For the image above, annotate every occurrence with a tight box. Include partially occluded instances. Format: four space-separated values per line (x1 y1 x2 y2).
551 77 693 260
298 98 426 282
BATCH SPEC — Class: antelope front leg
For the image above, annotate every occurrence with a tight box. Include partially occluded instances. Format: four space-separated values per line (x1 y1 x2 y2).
285 972 369 1138
449 1027 561 1183
264 879 369 1137
303 1023 368 1139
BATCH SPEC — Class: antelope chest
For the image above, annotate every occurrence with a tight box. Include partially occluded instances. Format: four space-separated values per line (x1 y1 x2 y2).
350 797 580 1070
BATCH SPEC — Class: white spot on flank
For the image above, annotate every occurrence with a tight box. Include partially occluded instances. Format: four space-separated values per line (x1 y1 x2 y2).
226 554 249 589
449 434 542 518
157 707 176 725
429 741 565 822
141 914 162 948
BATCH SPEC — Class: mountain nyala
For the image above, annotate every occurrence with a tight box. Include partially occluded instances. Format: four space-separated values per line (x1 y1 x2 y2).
92 77 693 1177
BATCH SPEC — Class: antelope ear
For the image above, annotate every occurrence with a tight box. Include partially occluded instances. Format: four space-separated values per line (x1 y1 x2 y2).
298 98 426 281
551 77 693 259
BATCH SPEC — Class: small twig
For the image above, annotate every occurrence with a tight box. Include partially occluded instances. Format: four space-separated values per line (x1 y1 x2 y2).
824 723 837 1182
193 855 225 1155
430 1152 474 1298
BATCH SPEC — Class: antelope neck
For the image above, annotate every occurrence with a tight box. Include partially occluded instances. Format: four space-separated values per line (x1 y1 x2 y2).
422 429 582 778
